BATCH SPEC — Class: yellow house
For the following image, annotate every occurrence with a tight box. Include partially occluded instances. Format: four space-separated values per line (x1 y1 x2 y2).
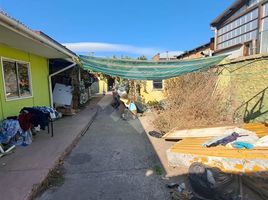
0 12 76 120
98 78 108 94
96 75 165 103
140 51 183 103
140 80 165 103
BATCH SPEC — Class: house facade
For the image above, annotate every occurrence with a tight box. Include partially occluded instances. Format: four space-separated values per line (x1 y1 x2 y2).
140 79 165 103
211 0 268 59
0 12 76 120
138 52 181 103
152 51 182 61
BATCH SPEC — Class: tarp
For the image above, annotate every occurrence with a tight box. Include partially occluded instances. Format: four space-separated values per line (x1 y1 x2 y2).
79 55 227 80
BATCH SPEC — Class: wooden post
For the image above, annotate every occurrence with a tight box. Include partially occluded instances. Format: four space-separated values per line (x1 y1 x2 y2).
253 39 257 55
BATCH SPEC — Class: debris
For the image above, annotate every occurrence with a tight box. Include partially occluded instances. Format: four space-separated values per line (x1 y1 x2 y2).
177 182 186 192
189 162 240 200
148 131 163 138
202 128 258 148
171 190 189 200
56 107 76 116
242 174 268 200
0 144 15 158
168 182 193 200
122 109 134 121
203 132 242 147
163 126 235 140
254 135 268 147
135 101 147 114
232 141 254 149
129 102 137 118
167 182 179 189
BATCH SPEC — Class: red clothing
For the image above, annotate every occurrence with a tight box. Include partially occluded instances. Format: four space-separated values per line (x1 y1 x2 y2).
18 112 32 131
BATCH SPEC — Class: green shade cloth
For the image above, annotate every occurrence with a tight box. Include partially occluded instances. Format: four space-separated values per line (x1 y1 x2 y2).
79 55 227 80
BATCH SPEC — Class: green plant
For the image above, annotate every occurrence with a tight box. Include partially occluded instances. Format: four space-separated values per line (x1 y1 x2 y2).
147 100 159 107
155 166 163 176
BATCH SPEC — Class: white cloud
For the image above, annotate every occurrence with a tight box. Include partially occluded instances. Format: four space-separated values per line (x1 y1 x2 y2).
62 42 163 56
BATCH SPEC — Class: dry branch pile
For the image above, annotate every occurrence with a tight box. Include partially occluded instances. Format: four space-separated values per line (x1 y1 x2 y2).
154 71 233 133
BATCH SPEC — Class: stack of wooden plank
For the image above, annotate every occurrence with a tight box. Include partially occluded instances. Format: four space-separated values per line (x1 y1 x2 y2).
166 123 268 173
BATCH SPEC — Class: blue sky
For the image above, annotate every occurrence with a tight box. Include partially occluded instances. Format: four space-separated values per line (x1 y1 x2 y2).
0 0 234 58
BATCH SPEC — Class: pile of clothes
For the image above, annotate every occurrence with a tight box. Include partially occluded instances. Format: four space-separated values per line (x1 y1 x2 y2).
0 106 59 147
0 119 32 146
19 106 59 131
203 127 268 150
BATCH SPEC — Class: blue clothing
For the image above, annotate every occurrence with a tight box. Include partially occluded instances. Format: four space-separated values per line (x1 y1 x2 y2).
203 133 242 147
33 106 59 119
2 119 22 140
0 119 32 146
232 141 254 149
129 103 137 111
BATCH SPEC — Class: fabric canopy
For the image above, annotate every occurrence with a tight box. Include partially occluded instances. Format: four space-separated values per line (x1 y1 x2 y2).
79 55 227 80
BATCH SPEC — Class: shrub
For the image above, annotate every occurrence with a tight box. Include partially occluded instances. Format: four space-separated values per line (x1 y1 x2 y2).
154 71 232 133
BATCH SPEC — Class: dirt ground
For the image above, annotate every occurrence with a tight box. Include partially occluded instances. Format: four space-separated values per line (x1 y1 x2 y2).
139 112 265 200
139 112 189 179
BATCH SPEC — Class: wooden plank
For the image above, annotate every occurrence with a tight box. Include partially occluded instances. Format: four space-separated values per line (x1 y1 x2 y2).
168 123 268 160
163 126 235 140
167 123 268 173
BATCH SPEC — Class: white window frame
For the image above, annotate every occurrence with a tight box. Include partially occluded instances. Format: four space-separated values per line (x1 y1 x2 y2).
1 57 33 101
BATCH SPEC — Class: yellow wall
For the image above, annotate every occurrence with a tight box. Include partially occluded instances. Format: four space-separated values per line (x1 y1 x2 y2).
95 77 165 102
98 78 108 94
216 54 268 122
140 80 165 102
0 43 50 119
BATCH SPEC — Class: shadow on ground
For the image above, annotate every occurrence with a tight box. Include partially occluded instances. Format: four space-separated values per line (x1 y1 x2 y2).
35 94 268 200
35 95 172 200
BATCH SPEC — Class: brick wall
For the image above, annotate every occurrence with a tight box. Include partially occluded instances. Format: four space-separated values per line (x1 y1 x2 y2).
179 46 211 60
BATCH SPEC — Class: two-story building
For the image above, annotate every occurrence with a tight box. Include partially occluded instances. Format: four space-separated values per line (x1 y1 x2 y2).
211 0 268 59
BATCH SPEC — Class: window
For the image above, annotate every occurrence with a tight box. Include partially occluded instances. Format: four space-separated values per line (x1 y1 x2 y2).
153 80 163 90
217 8 259 50
260 3 268 53
1 58 32 100
264 3 268 17
263 17 268 31
248 0 259 8
252 8 258 18
261 15 268 53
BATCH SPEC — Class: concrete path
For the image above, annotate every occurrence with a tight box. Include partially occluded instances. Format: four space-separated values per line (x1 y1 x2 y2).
0 97 100 200
36 95 169 200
